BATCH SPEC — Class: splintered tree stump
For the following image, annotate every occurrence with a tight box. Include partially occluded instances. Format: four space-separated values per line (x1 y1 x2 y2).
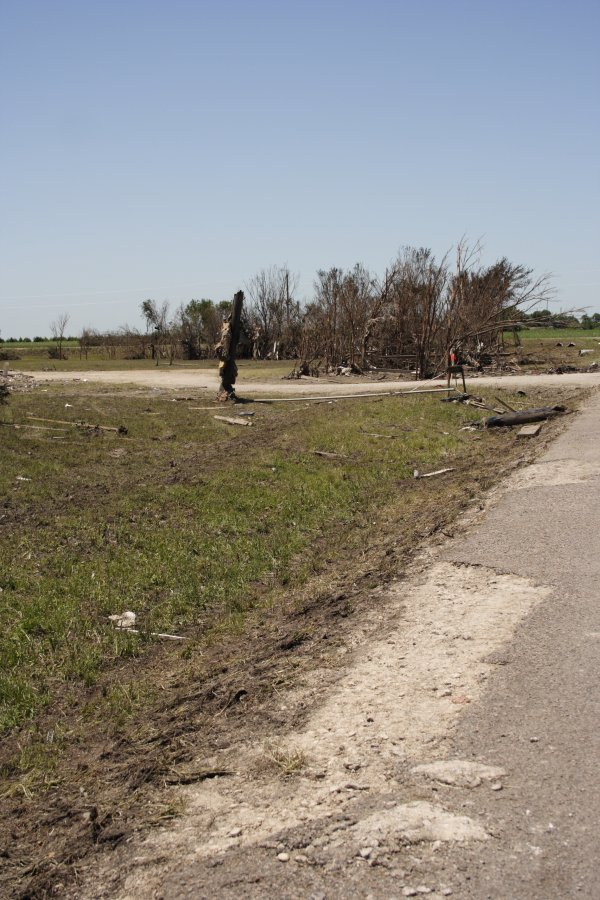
217 290 244 402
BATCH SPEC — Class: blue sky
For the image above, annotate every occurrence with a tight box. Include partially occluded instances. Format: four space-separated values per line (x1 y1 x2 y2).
1 0 599 337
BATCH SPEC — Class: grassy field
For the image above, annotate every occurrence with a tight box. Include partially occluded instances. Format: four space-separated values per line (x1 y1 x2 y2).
0 380 564 734
0 377 586 897
517 326 600 341
3 327 600 375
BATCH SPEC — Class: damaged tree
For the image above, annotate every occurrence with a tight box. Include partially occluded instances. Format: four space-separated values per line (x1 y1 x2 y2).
217 290 244 401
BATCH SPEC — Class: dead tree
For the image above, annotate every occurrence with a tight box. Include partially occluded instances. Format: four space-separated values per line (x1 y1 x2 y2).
217 290 244 401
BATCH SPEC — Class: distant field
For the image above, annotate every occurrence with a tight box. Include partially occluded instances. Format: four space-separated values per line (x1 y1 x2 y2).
3 348 294 380
516 327 600 341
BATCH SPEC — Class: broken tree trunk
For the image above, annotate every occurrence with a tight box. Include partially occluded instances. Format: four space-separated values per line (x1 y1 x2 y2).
218 290 244 401
486 406 566 428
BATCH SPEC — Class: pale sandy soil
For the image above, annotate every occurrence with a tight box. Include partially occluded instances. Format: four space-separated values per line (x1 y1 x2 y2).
21 368 600 396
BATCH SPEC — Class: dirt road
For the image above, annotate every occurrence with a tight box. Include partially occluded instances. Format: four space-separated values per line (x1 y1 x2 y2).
71 387 600 899
24 367 600 396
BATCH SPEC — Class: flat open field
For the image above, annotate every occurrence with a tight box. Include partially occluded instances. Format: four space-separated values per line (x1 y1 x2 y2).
0 372 591 897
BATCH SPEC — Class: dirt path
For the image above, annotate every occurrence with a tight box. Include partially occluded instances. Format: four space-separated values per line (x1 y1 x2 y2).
21 367 600 396
72 393 599 897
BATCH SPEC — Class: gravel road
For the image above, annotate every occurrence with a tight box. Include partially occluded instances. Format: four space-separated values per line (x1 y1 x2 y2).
25 368 600 396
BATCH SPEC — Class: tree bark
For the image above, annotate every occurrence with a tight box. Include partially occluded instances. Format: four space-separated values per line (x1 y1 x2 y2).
218 290 244 401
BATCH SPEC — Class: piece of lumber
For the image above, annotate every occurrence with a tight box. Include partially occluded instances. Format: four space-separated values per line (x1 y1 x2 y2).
486 406 566 428
517 423 543 438
313 450 348 459
213 415 253 427
26 415 128 434
413 467 455 479
251 387 455 404
494 396 517 412
360 431 395 439
1 422 67 433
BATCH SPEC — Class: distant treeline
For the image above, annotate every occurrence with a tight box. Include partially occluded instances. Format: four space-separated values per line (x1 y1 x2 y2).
3 242 597 376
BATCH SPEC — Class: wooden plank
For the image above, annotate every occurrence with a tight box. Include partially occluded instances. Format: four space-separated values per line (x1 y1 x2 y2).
517 423 543 438
250 387 455 403
213 415 253 427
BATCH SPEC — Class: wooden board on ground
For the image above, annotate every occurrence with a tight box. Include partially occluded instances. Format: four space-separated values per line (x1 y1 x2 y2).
517 423 543 438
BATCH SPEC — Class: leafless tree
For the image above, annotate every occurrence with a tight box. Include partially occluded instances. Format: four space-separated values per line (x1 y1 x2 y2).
245 266 300 358
50 312 70 360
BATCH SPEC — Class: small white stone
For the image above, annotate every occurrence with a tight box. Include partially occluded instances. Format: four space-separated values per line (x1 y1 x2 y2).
359 847 373 859
277 852 290 862
490 782 503 791
228 827 242 837
402 889 418 897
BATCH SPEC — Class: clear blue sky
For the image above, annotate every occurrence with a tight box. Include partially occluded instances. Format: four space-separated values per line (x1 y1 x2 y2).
1 0 599 337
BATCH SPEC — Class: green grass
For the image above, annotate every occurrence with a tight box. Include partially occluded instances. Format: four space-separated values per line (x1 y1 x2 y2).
5 348 294 379
516 326 600 341
0 382 495 732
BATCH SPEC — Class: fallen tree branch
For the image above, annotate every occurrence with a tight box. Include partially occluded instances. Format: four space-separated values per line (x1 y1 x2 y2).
486 406 566 428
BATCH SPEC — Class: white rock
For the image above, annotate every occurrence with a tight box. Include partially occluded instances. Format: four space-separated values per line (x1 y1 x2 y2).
411 759 506 788
277 852 290 862
352 801 489 845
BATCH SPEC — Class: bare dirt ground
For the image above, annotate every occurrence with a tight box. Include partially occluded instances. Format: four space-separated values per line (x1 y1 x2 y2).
57 385 600 899
22 367 600 396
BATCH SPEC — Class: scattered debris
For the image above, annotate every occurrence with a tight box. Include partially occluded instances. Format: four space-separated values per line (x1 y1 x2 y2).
151 432 176 441
252 388 454 404
108 610 185 641
517 423 543 438
414 467 455 479
108 611 137 629
486 406 566 428
1 422 67 433
360 431 395 439
442 393 504 413
26 415 128 434
213 415 253 427
164 769 232 785
579 349 593 356
493 395 517 412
